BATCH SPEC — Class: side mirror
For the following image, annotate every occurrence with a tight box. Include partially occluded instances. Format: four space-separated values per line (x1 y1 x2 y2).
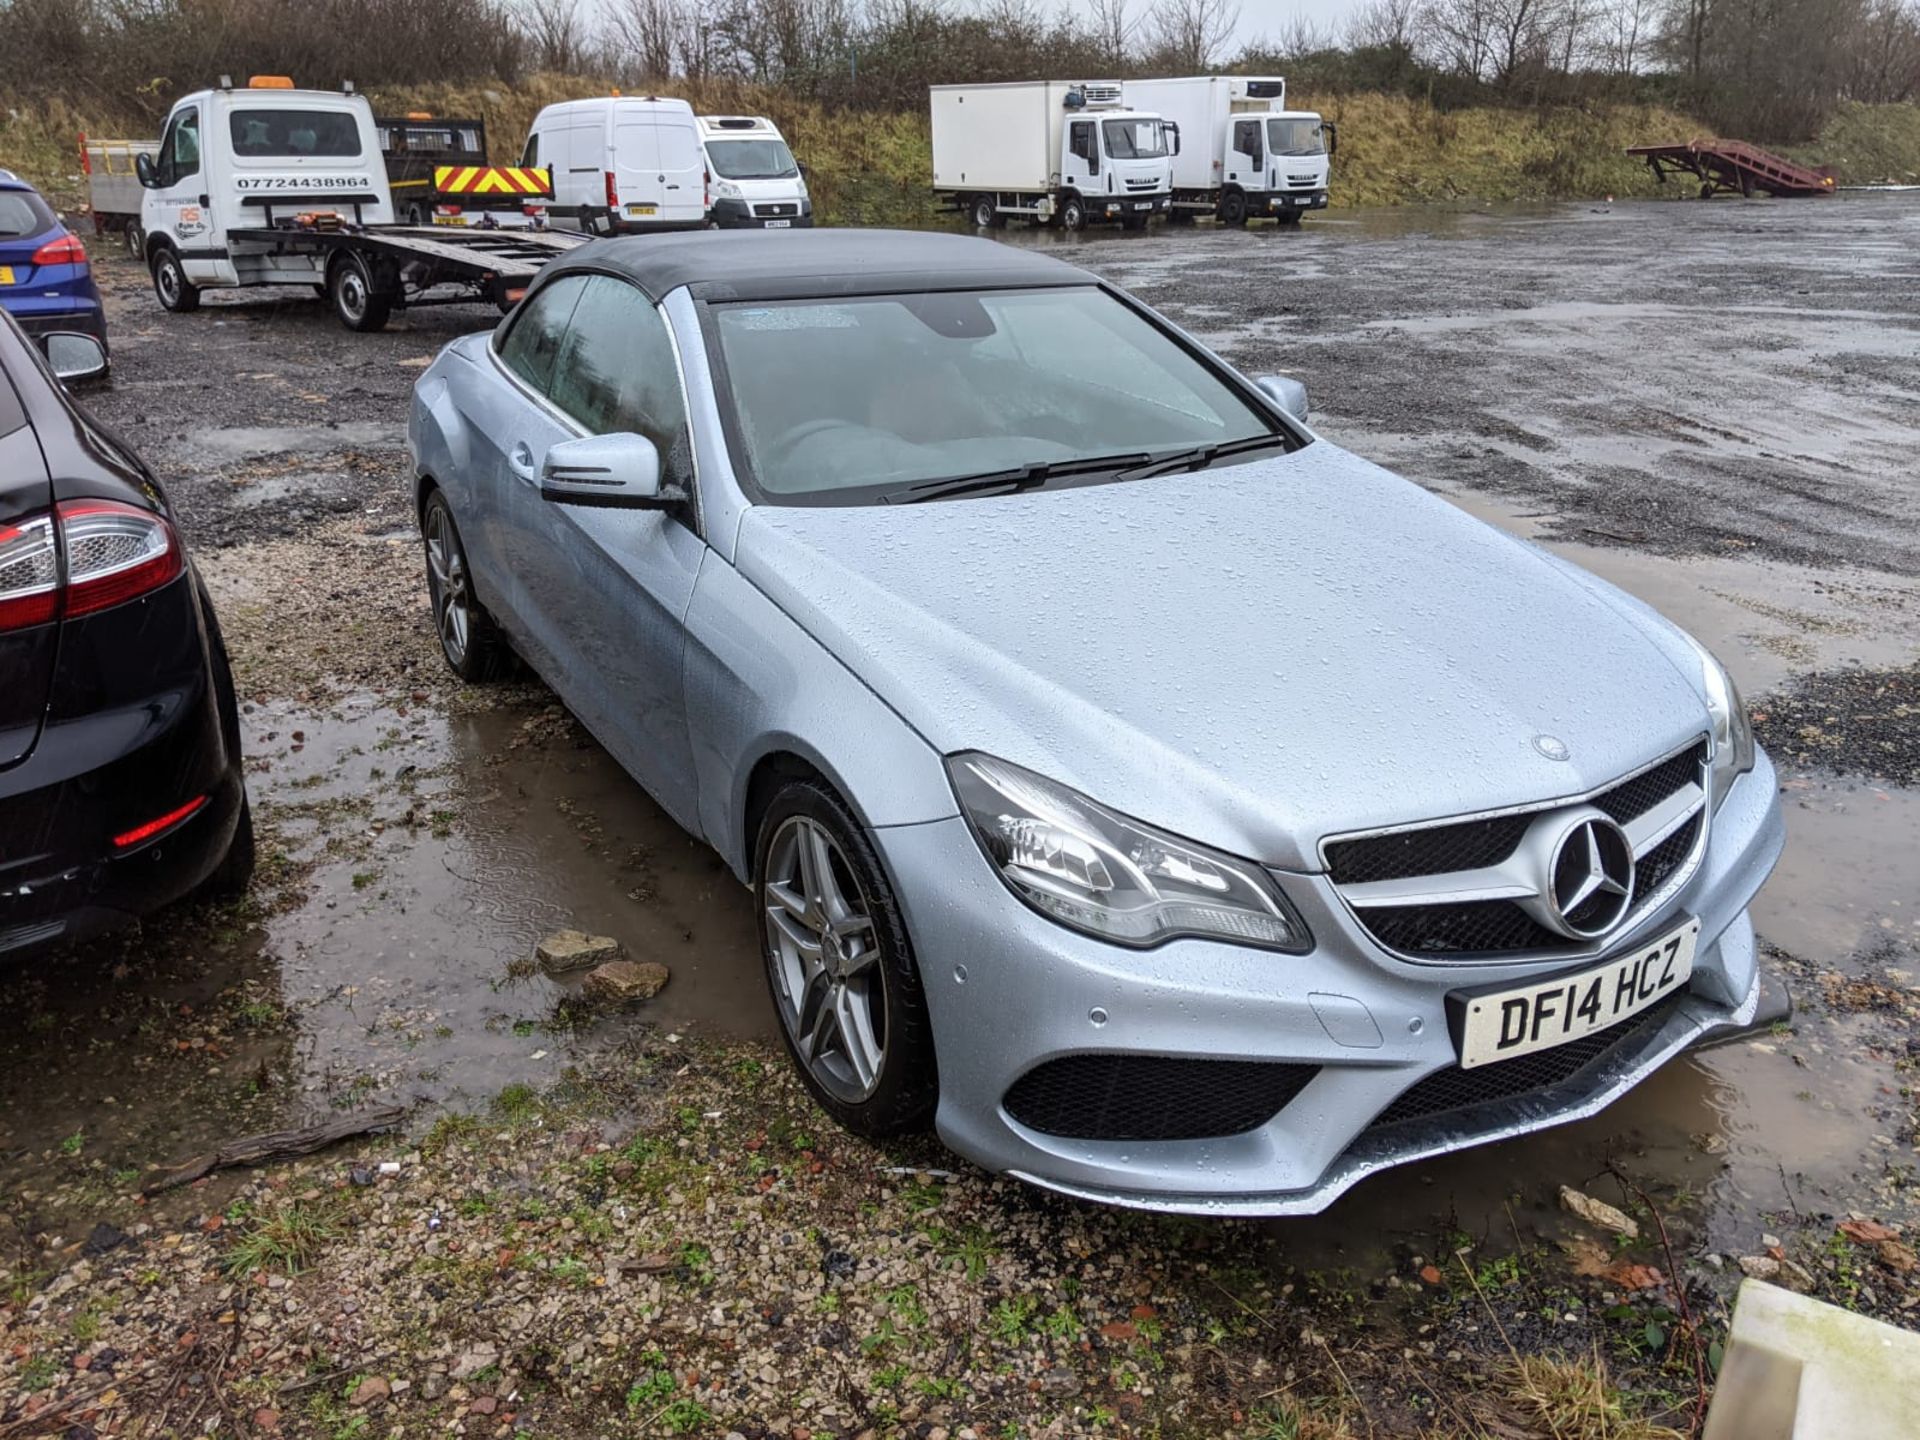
1167 122 1181 156
1257 375 1309 422
538 432 682 509
44 332 109 384
1324 123 1338 156
135 152 157 188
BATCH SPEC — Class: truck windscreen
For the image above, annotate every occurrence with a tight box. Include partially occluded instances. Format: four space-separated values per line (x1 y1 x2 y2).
230 110 364 158
706 139 798 180
1267 118 1325 157
1102 119 1168 160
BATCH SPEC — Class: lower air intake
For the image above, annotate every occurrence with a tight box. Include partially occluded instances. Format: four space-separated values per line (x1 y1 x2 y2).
1003 1053 1317 1142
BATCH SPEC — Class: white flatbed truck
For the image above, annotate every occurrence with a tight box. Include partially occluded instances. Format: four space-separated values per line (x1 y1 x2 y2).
1121 76 1336 225
930 81 1175 231
136 76 584 331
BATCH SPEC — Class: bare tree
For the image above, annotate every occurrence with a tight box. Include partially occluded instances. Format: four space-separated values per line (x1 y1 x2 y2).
1345 0 1425 51
1600 0 1659 73
520 0 588 70
607 0 684 77
1144 0 1241 68
1088 0 1137 70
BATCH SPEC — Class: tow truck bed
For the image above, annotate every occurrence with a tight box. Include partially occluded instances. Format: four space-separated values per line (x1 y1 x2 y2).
224 222 588 326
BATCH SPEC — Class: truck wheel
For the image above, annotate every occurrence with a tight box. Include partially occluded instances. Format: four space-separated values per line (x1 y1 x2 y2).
406 203 426 227
1058 194 1086 231
123 222 144 260
1277 210 1304 228
329 252 394 333
968 194 1002 229
1218 190 1249 226
152 247 201 313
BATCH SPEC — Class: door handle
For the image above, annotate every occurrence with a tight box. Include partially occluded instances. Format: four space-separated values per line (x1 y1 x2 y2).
507 442 537 481
198 194 210 207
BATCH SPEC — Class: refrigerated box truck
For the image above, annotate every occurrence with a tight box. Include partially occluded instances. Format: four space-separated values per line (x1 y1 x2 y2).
930 81 1175 231
1121 76 1336 225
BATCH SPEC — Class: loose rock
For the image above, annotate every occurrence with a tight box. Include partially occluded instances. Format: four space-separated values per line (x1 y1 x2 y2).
1559 1185 1639 1239
582 959 670 1005
535 930 622 975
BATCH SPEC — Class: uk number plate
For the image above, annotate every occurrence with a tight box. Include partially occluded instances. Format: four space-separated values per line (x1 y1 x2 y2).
1458 918 1698 1069
0 266 14 286
1134 201 1152 210
627 203 657 217
765 219 791 228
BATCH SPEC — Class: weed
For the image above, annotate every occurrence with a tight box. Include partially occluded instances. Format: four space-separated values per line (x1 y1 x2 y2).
226 1200 344 1278
916 1375 962 1399
1501 1353 1687 1440
659 1398 714 1435
19 1354 59 1390
1042 1304 1080 1341
59 1130 83 1156
492 1082 539 1122
873 1362 908 1388
928 1221 998 1281
625 1350 676 1411
676 1241 714 1283
990 1295 1039 1343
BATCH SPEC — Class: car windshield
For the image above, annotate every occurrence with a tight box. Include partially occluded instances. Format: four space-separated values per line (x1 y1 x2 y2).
1267 118 1325 157
707 138 798 180
0 190 55 238
229 109 364 158
712 286 1281 505
1102 119 1168 159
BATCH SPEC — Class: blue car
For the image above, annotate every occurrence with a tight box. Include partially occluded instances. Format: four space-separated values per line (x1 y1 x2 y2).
0 170 107 353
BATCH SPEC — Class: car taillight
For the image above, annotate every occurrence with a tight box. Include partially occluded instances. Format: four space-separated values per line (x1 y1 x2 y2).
0 500 180 632
0 516 59 631
605 170 619 209
434 203 463 216
31 231 88 267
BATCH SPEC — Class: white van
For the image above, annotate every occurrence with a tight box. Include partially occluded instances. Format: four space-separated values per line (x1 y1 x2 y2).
521 96 707 235
697 115 812 229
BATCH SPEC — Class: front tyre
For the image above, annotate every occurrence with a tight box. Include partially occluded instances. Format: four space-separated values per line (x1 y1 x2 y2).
1218 189 1249 226
756 781 938 1138
421 491 509 681
1058 194 1087 231
152 247 201 313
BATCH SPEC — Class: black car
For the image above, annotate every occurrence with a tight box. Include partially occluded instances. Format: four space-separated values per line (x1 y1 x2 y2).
0 314 251 957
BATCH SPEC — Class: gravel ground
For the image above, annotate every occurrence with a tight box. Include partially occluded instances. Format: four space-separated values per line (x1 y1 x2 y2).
4 200 1920 1436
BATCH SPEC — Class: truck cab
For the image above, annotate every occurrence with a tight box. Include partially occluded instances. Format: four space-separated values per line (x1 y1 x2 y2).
1225 110 1335 224
139 77 393 293
1057 93 1177 229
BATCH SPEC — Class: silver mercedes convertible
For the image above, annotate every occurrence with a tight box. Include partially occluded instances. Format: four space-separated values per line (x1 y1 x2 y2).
407 230 1783 1215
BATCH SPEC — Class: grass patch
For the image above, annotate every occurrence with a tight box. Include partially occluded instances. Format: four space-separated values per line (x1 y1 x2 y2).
226 1200 346 1278
1497 1353 1688 1440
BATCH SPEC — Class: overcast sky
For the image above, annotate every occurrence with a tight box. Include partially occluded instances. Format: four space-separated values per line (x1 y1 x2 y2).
1196 0 1359 48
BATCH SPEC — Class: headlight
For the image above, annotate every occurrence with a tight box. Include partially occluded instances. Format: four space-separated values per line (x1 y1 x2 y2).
1683 634 1755 810
948 753 1312 953
714 180 743 200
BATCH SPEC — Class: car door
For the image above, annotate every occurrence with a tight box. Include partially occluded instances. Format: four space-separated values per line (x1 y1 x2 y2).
150 104 231 284
457 272 588 642
494 272 708 829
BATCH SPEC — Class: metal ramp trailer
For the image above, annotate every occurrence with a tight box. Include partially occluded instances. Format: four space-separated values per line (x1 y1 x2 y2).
1626 139 1837 198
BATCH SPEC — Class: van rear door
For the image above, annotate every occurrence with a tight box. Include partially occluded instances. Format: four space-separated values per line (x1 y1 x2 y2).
652 117 706 224
612 118 666 221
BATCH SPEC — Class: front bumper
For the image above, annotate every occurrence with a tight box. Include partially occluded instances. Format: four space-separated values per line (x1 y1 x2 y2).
1260 189 1328 214
879 752 1783 1215
710 198 814 229
1097 192 1170 221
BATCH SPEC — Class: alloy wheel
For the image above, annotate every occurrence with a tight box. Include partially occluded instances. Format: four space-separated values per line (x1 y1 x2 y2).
762 815 888 1103
424 505 471 666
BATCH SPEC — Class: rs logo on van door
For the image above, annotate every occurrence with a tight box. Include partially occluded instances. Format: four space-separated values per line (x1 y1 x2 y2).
233 176 370 192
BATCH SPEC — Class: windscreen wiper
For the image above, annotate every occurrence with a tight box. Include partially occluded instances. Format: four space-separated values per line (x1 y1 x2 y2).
1111 432 1294 483
885 451 1154 504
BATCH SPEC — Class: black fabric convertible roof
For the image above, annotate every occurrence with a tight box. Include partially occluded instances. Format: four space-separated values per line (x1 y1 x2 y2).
541 228 1091 302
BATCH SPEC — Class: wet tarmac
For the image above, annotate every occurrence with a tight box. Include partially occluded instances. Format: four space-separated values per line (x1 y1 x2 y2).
4 196 1917 1272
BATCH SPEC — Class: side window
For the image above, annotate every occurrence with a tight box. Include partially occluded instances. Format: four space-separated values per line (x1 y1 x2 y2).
1232 119 1262 164
159 106 201 185
546 274 692 487
521 131 539 167
1068 120 1094 170
496 273 589 396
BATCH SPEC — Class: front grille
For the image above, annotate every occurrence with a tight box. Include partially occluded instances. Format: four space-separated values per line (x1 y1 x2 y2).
1124 178 1159 190
1003 1054 1317 1142
1327 741 1709 960
753 202 797 217
1327 815 1531 886
1364 994 1682 1133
